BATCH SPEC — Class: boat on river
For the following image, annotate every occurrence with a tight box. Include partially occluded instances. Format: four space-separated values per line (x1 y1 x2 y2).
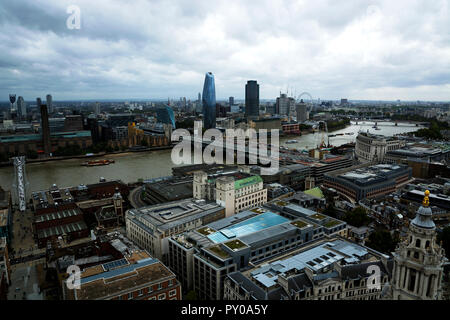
81 159 115 167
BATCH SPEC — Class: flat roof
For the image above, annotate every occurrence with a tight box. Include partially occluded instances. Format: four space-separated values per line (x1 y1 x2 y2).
128 198 224 231
250 240 369 288
207 211 289 243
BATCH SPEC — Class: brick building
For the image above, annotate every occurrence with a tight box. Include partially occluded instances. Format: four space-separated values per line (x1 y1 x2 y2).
63 250 181 300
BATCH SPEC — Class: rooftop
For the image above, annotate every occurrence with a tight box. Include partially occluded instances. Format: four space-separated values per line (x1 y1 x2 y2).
127 198 224 232
249 239 371 288
69 253 175 300
206 211 290 243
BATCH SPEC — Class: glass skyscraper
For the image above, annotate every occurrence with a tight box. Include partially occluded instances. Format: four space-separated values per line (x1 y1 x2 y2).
245 80 259 118
202 72 216 129
156 105 176 129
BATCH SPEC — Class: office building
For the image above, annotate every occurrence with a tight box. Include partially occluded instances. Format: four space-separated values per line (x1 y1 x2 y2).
392 191 447 300
125 198 225 262
384 144 450 164
0 131 93 156
229 96 234 107
355 132 406 163
143 177 193 205
156 105 176 129
323 163 412 202
46 94 53 114
63 249 181 300
276 93 295 116
249 117 282 131
167 205 343 299
224 237 392 300
17 96 26 120
193 170 267 217
48 118 66 133
64 115 84 131
9 94 16 116
245 80 259 118
296 100 308 122
202 72 216 129
94 102 101 115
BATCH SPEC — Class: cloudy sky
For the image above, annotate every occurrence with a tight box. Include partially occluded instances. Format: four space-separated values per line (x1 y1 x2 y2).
0 0 449 102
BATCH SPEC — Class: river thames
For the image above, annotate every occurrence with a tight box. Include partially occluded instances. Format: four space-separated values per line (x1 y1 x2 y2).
0 121 423 193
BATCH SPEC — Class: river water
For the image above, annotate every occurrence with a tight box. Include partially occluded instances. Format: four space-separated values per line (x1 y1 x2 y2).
0 121 423 193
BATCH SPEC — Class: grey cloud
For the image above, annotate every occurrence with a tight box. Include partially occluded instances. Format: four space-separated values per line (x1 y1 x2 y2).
0 0 449 101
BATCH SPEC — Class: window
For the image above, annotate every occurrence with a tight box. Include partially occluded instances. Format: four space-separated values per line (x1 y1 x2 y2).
169 289 177 297
415 239 421 248
148 286 153 293
158 293 166 300
138 289 143 296
128 292 133 300
158 283 162 290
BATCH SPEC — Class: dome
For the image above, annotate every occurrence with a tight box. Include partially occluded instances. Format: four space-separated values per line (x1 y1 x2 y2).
411 206 435 229
411 190 435 229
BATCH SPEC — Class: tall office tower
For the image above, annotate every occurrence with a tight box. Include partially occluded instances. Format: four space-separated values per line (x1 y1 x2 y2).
296 99 308 122
46 94 53 114
38 98 51 156
94 102 101 115
9 94 16 111
7 94 16 119
245 80 259 118
156 105 176 129
276 93 293 116
17 96 26 120
202 72 216 129
392 190 447 300
198 92 201 103
229 96 234 107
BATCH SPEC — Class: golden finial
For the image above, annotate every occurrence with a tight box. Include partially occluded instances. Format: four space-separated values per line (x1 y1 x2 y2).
423 190 430 207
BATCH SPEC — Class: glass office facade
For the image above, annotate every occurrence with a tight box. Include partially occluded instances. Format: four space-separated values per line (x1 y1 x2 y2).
156 105 176 129
202 72 216 129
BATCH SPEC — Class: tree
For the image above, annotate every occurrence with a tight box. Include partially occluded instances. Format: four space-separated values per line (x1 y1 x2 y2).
322 204 337 218
343 207 371 227
365 229 399 254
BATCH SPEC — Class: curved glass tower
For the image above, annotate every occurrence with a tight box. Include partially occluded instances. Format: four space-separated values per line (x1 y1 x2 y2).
156 105 176 129
202 72 216 129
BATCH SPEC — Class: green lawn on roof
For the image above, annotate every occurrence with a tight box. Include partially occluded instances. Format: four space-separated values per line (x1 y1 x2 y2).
276 201 288 206
311 213 326 220
224 239 247 250
291 220 308 229
324 219 342 228
197 226 216 236
208 245 229 258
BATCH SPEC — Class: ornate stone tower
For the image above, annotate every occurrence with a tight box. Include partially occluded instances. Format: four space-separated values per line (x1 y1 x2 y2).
392 190 447 300
193 171 208 200
113 187 123 217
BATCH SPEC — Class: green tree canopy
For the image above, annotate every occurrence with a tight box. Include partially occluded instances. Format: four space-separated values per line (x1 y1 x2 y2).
343 207 371 227
365 229 400 254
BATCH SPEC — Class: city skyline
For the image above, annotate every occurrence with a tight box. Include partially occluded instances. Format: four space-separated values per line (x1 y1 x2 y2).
0 0 449 101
